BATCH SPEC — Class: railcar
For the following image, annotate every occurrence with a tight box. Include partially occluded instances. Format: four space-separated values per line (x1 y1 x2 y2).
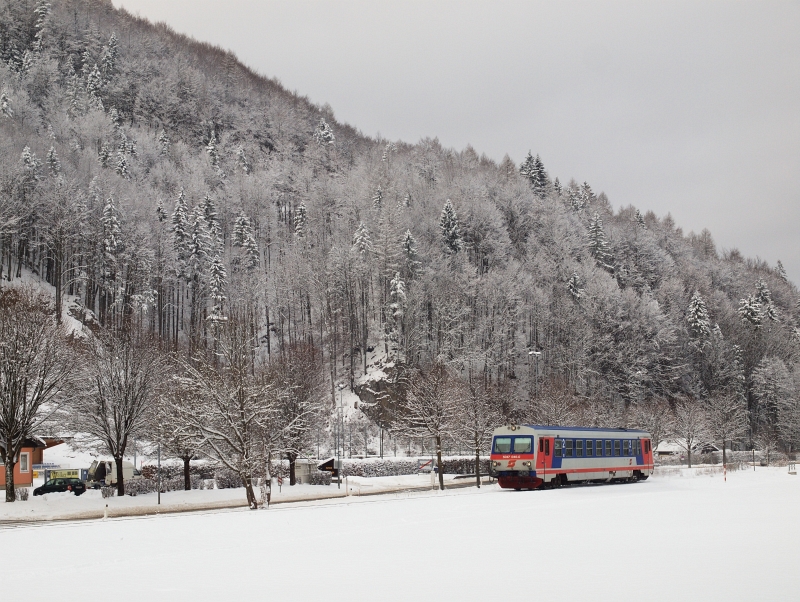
490 425 655 490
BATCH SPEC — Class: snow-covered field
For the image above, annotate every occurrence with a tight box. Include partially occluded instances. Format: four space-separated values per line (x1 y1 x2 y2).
2 466 798 601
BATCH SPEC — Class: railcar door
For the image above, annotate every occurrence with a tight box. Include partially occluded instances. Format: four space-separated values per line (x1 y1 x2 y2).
537 437 552 483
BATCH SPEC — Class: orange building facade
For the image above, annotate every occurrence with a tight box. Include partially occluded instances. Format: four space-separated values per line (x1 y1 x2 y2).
1 438 47 489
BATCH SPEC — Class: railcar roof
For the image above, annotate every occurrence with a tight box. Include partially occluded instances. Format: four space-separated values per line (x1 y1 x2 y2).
519 425 650 434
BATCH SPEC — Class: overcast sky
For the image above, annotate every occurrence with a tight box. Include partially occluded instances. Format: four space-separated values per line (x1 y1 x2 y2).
113 0 800 285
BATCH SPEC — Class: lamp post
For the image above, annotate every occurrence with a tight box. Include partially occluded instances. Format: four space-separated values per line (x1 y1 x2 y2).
337 384 345 489
528 350 541 398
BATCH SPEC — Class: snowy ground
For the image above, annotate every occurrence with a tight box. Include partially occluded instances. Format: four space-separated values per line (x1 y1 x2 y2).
2 466 798 600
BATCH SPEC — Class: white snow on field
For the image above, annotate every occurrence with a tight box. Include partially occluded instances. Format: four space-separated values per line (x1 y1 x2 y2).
2 467 798 601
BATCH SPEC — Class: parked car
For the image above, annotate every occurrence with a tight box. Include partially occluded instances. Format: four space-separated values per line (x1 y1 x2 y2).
33 478 86 496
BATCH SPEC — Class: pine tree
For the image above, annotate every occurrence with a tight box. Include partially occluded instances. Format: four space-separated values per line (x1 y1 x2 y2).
553 177 562 196
208 253 227 318
86 64 104 111
21 147 40 180
98 143 111 168
156 199 167 223
372 186 383 210
439 199 462 254
233 212 252 247
46 146 60 176
389 272 407 320
236 145 250 174
187 205 210 278
313 117 335 145
587 212 613 271
755 280 778 322
738 295 763 327
776 260 788 283
115 149 128 178
294 204 308 238
242 233 259 271
519 151 536 184
352 222 372 255
580 182 595 206
567 272 583 301
687 291 711 338
0 89 12 119
101 33 118 81
158 130 170 156
401 229 420 279
171 190 190 274
201 194 221 252
532 154 549 195
635 209 647 229
102 196 121 278
65 63 84 118
568 186 584 212
206 132 219 167
33 1 50 51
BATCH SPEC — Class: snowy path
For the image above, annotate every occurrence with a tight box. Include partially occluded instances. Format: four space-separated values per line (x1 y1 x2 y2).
2 467 798 600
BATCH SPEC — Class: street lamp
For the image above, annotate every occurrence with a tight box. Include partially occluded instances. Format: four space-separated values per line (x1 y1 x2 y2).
337 384 345 489
528 350 541 398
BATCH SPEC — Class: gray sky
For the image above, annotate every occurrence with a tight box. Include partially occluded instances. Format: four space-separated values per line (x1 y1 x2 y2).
113 0 800 285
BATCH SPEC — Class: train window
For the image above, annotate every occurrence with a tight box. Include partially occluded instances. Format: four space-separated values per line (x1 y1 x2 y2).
545 439 550 455
554 439 563 458
614 440 621 456
586 440 593 456
636 440 641 455
576 440 584 457
539 439 544 453
597 440 603 456
493 437 512 454
565 439 574 457
605 440 611 456
513 437 532 453
644 440 650 453
626 441 632 456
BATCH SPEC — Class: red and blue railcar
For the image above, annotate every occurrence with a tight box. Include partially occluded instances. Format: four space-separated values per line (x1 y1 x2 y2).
490 425 655 490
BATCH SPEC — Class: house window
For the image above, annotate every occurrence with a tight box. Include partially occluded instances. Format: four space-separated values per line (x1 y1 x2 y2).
19 452 29 473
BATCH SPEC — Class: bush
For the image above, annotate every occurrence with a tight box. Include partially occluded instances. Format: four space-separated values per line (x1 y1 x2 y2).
338 456 490 478
101 486 115 498
214 469 241 489
308 471 331 485
14 487 29 501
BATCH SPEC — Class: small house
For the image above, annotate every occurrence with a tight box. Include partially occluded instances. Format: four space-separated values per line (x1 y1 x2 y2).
0 437 47 490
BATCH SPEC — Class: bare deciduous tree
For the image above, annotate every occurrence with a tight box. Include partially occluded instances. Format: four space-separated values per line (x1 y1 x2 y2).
0 288 73 502
453 379 503 488
673 398 709 468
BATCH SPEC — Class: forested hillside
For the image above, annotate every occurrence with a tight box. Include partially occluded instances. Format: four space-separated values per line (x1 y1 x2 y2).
1 0 799 499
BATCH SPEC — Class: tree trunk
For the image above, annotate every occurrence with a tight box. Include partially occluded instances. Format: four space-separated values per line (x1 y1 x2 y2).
687 446 692 469
4 455 15 502
722 439 726 467
183 455 191 491
475 447 481 489
435 435 445 491
54 250 62 324
288 453 297 486
242 473 258 509
115 456 125 496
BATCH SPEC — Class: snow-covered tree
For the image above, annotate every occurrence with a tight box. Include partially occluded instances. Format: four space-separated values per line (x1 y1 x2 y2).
687 291 711 339
352 222 372 255
587 212 613 272
453 379 503 488
439 199 462 254
21 146 40 180
673 398 709 468
567 272 583 301
85 64 104 110
236 145 250 174
372 186 383 210
46 146 61 176
158 129 170 156
313 117 335 145
294 204 308 238
738 294 763 328
206 132 219 167
401 229 420 279
0 89 12 119
0 288 74 502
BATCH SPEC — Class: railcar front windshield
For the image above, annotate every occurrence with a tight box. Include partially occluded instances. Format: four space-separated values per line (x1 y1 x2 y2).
493 437 512 453
513 437 533 453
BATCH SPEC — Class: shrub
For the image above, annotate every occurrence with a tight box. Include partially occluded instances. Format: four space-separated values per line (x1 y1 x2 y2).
214 469 241 489
308 471 331 485
101 486 115 498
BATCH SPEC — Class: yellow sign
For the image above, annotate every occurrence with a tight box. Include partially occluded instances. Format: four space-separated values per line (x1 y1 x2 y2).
50 469 80 479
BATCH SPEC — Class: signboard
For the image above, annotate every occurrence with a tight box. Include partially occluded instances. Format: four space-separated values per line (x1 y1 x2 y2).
44 469 88 481
417 459 437 473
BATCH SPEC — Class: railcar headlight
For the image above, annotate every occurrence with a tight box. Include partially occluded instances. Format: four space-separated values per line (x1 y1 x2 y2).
492 461 499 467
522 461 531 467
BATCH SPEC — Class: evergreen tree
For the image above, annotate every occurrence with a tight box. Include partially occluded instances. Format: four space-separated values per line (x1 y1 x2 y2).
208 253 227 318
0 89 12 119
233 212 252 247
171 189 190 275
372 186 383 210
158 129 170 156
236 145 250 174
98 143 111 168
206 132 218 167
156 199 167 223
567 272 583 301
86 64 104 111
201 194 221 252
635 209 647 229
242 233 259 271
738 295 763 327
101 33 118 81
294 204 308 238
33 0 51 51
519 151 536 184
313 117 335 145
21 147 40 180
46 146 61 176
352 222 372 255
102 196 121 279
587 212 613 271
776 260 788 283
580 182 595 206
553 177 562 196
755 280 778 321
401 229 420 279
115 149 128 178
687 291 711 339
439 199 462 254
